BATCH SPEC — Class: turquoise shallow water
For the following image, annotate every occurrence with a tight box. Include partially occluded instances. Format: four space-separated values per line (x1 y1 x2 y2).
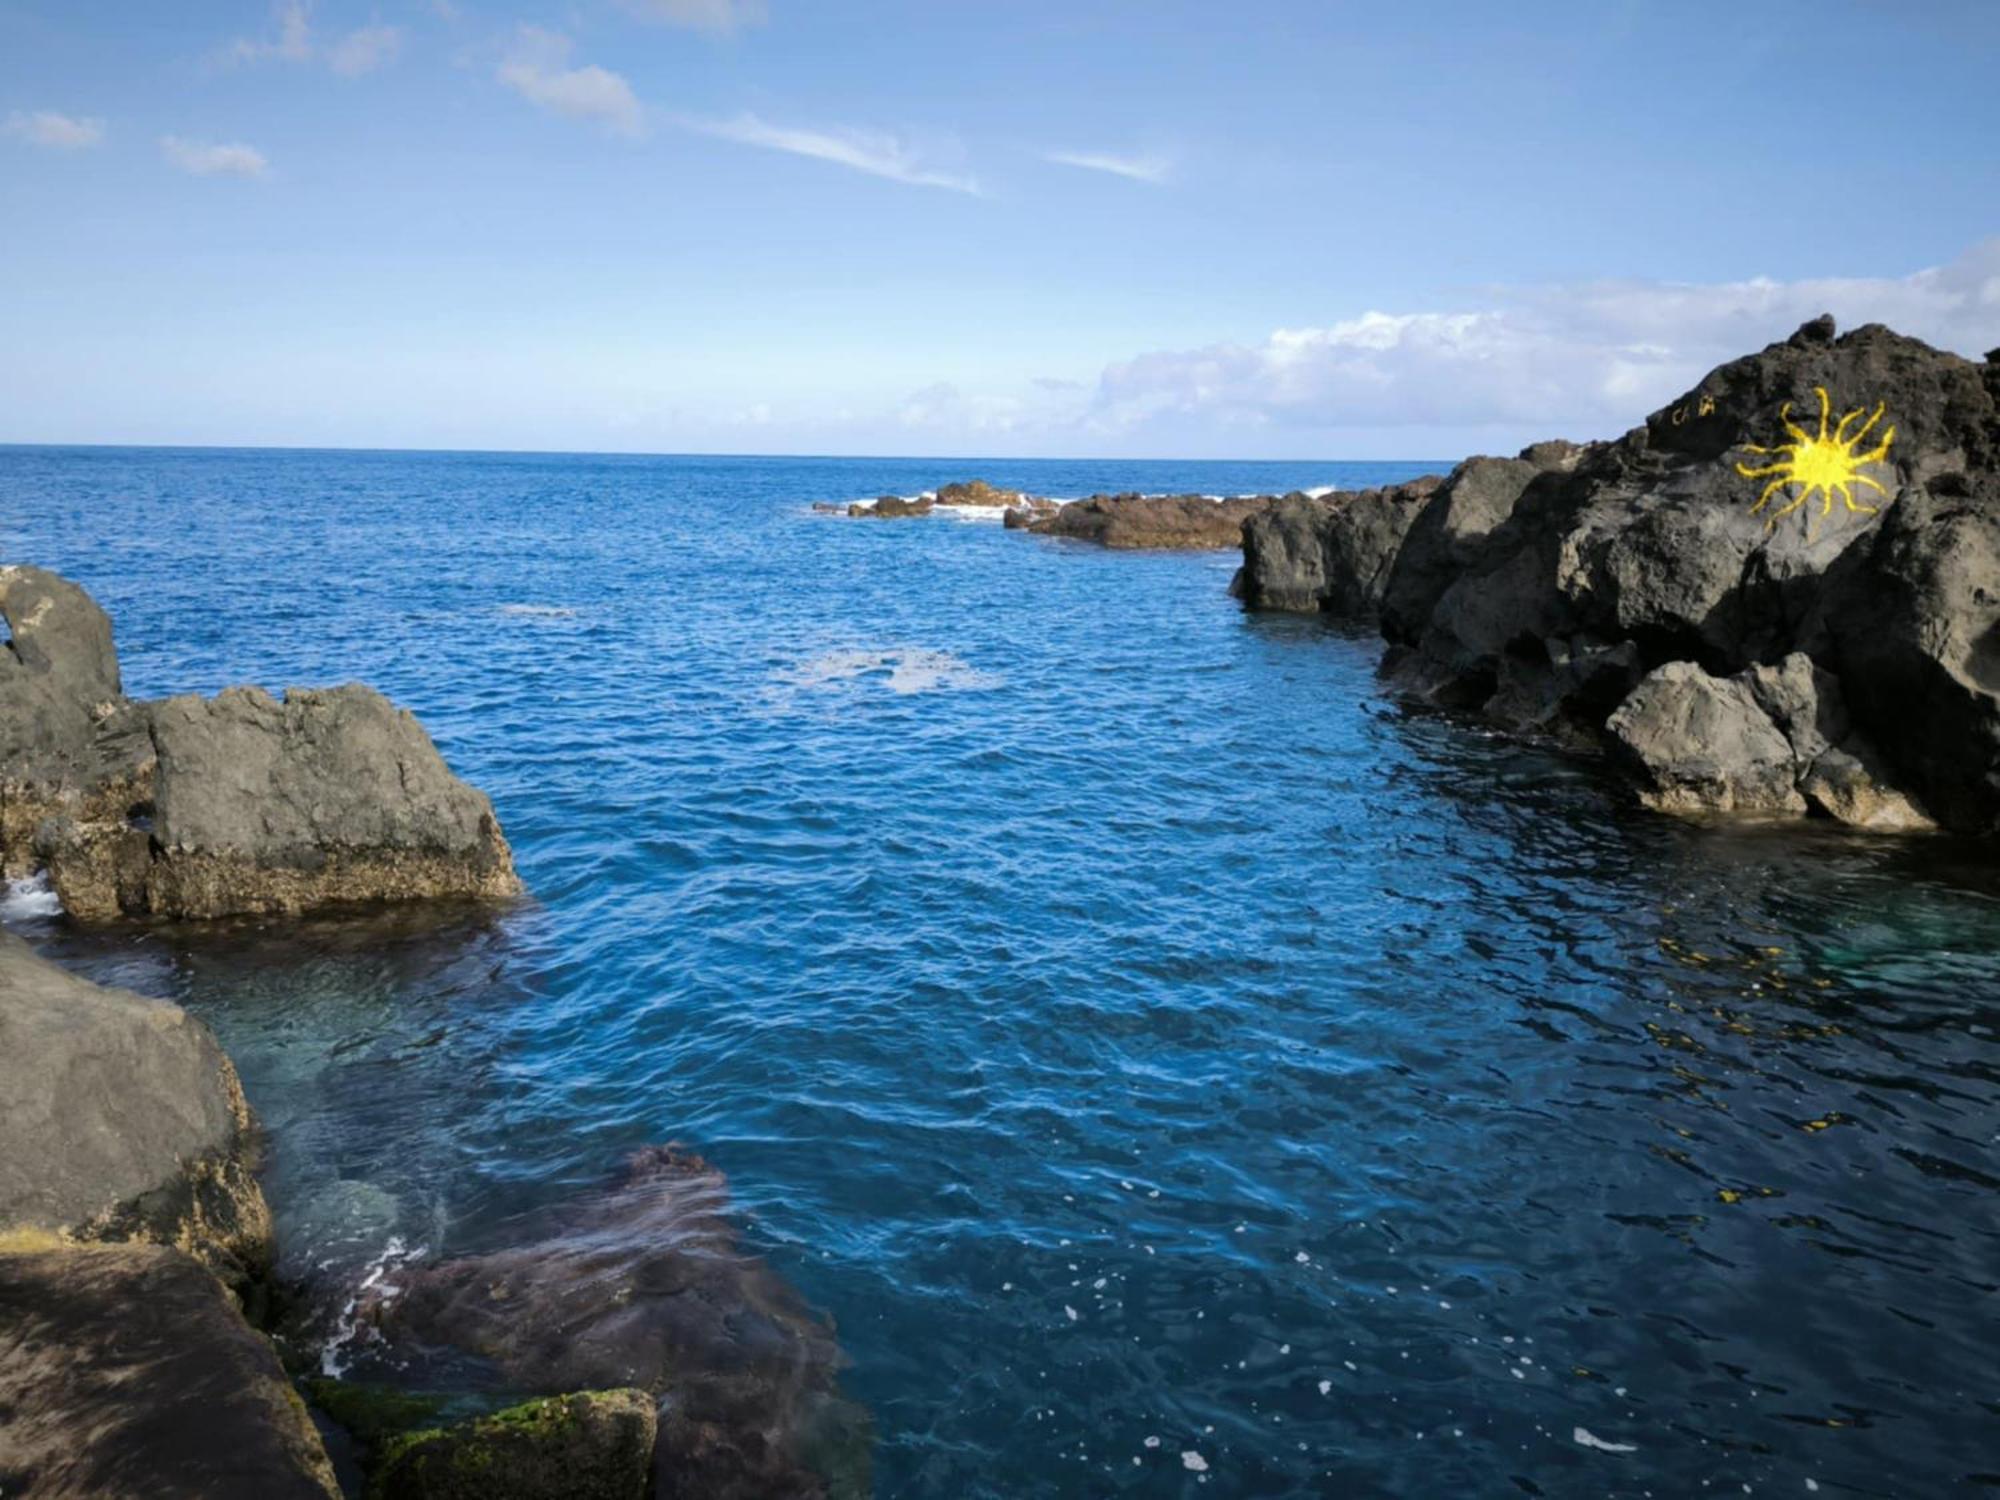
4 446 1999 1497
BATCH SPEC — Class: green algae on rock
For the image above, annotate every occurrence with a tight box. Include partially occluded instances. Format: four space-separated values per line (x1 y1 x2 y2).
369 1390 656 1500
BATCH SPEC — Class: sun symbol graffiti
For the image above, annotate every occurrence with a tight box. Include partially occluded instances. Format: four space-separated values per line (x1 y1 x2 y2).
1734 386 1895 530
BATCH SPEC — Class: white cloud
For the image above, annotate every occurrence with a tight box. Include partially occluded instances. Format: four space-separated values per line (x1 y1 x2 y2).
4 110 105 149
1046 149 1171 185
621 0 766 33
327 23 404 77
498 28 644 137
1080 239 2000 439
160 136 270 178
227 0 313 64
687 112 977 194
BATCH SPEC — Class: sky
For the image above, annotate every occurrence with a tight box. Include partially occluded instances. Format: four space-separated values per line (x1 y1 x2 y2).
2 0 1998 459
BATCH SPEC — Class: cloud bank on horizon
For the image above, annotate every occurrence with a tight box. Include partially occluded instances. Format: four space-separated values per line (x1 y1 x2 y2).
1 0 1996 456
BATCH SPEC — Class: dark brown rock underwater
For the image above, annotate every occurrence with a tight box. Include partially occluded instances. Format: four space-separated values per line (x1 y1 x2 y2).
336 1144 870 1499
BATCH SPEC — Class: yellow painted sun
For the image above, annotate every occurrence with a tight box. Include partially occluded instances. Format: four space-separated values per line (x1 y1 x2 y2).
1735 386 1895 530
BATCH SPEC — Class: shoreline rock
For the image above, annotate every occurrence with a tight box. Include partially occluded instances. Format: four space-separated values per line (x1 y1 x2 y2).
1 567 523 921
0 931 273 1290
1237 317 2000 836
0 1244 341 1499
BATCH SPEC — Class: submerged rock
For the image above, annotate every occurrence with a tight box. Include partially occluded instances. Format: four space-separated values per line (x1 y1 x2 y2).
0 1243 339 1499
371 1390 656 1500
352 1145 869 1499
0 566 523 920
1026 492 1286 549
0 931 272 1288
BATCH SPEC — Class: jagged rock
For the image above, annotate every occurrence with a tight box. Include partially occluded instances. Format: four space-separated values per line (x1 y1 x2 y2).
1238 476 1444 614
39 684 521 921
0 932 272 1288
934 479 1026 508
1002 496 1059 529
0 1243 338 1499
847 495 933 518
1375 319 1999 833
351 1145 868 1500
1815 469 2000 833
1027 492 1285 549
371 1390 656 1500
1606 654 1933 828
1380 447 1582 643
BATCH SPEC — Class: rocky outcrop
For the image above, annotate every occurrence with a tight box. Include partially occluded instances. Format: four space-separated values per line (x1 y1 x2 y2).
38 685 521 922
351 1144 868 1499
847 495 933 518
934 478 1027 508
1325 318 2000 833
0 931 272 1288
1237 476 1444 614
1026 492 1289 549
371 1391 657 1500
1001 496 1060 528
0 568 522 920
0 1243 339 1499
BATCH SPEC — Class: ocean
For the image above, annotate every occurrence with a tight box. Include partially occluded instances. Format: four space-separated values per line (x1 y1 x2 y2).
4 445 1997 1497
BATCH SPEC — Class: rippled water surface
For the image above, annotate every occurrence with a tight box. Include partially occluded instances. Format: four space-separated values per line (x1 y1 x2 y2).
5 446 1999 1497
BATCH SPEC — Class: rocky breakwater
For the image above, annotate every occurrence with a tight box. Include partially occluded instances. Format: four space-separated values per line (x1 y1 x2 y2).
0 932 340 1497
1020 491 1295 549
1 566 521 920
1238 316 2000 834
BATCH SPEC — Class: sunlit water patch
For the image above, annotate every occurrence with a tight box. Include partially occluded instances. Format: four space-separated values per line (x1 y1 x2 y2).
5 448 1997 1497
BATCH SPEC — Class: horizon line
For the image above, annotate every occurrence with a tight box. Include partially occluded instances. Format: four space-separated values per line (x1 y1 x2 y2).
0 439 1458 467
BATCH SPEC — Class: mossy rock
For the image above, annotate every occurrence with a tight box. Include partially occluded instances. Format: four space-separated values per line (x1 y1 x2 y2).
301 1378 449 1450
370 1389 656 1500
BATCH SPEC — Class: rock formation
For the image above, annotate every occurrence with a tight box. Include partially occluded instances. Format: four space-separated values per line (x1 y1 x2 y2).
933 478 1027 508
0 931 272 1288
0 567 521 920
1024 492 1289 549
847 495 933 518
0 1244 340 1499
351 1144 868 1499
1237 317 2000 835
1236 475 1445 613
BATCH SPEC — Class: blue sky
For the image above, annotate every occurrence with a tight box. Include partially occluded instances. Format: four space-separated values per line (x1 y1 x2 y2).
3 0 1997 457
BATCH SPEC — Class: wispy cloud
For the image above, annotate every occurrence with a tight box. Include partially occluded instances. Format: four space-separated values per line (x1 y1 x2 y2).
160 136 270 178
327 22 403 77
226 0 313 64
1045 149 1172 185
223 2 402 76
497 27 644 137
621 0 767 34
4 110 105 149
686 112 978 193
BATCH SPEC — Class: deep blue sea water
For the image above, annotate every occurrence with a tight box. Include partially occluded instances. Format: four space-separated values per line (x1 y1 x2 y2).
4 445 1998 1498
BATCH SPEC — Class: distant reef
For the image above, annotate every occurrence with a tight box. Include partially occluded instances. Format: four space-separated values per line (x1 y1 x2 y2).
0 565 521 921
1235 316 2000 835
